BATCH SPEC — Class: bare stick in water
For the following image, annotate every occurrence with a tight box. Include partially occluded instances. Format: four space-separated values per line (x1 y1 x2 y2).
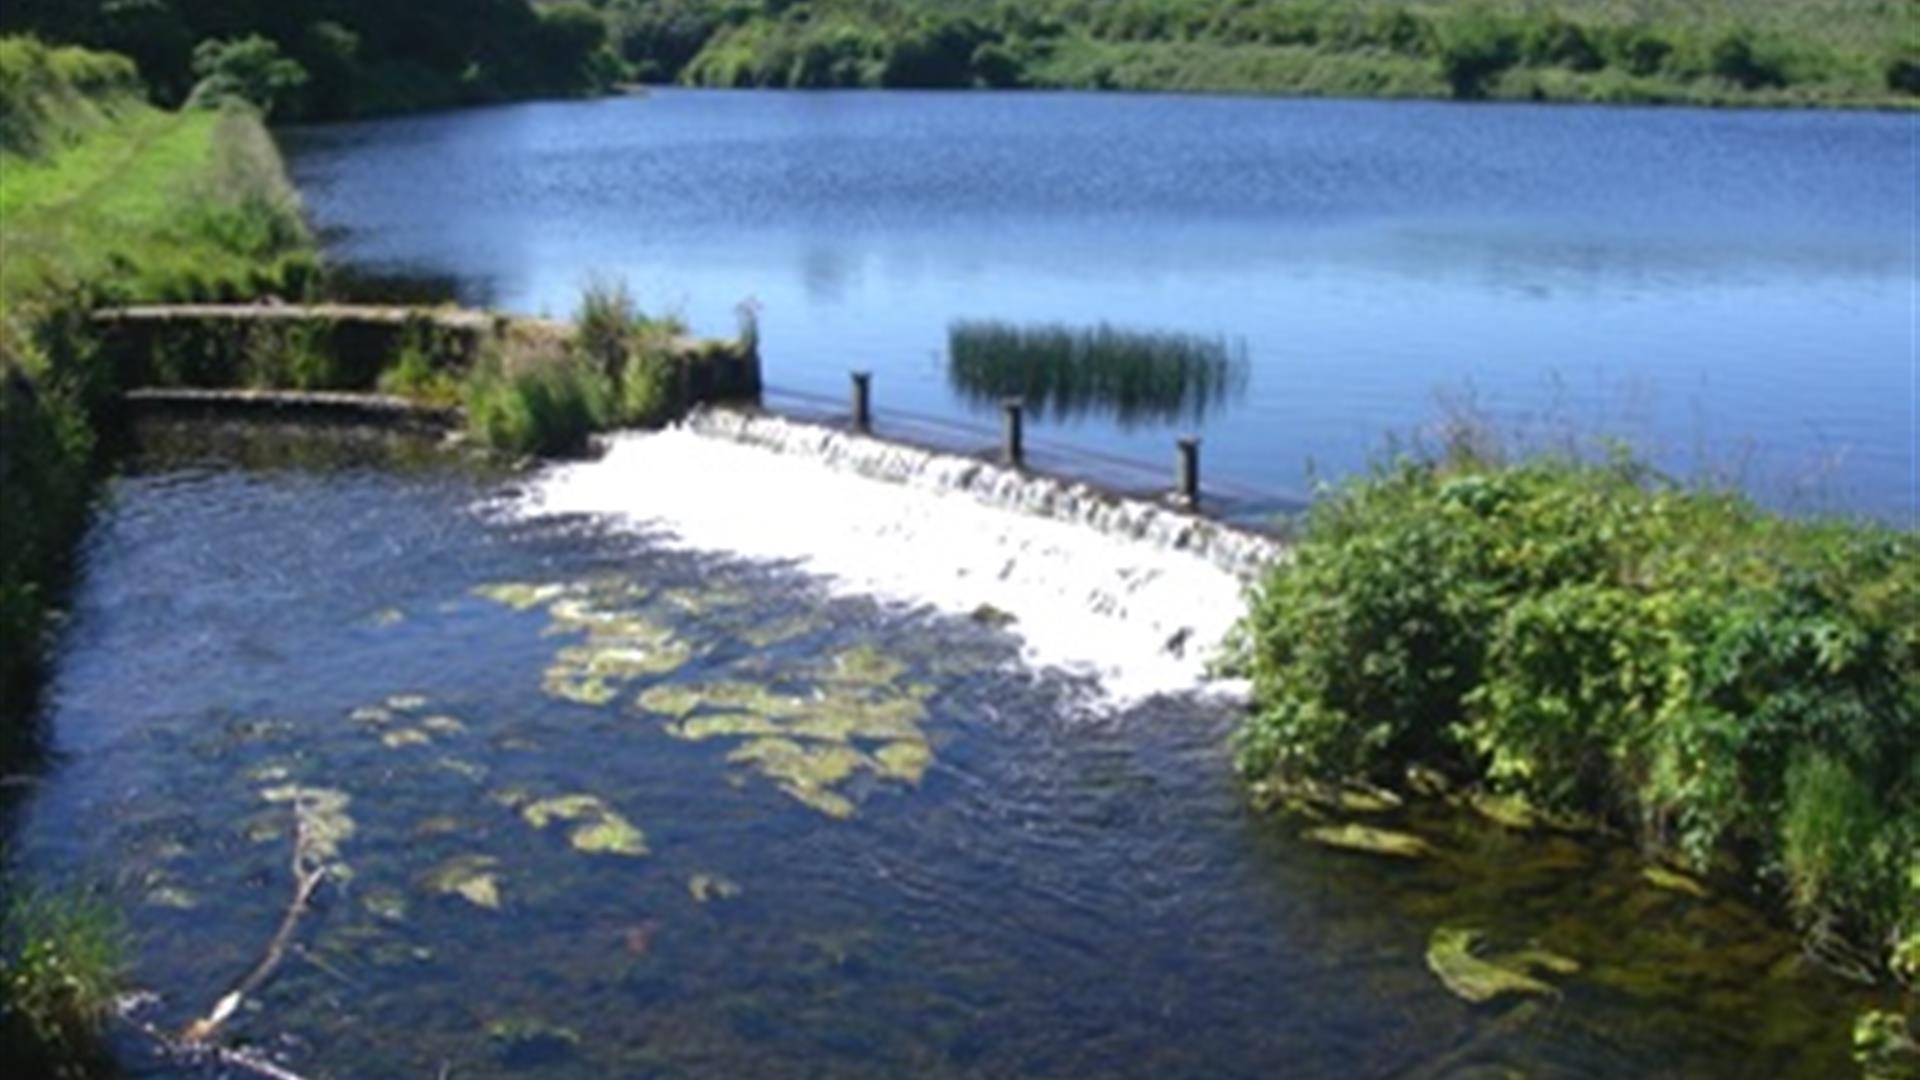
180 800 329 1044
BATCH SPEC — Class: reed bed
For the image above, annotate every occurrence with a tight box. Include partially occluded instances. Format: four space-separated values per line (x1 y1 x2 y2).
948 319 1249 428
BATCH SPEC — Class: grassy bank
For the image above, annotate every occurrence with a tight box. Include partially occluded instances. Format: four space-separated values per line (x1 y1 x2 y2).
1 36 315 721
622 0 1917 109
1230 447 1918 1073
0 37 305 1072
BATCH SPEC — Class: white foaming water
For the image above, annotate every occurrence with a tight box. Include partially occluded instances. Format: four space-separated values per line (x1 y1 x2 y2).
515 418 1284 700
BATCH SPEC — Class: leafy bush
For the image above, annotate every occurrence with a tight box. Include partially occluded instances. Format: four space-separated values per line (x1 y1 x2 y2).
1433 12 1519 99
1234 452 1919 987
187 35 308 116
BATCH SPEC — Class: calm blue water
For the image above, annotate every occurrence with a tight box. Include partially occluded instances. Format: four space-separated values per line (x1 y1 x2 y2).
282 90 1914 520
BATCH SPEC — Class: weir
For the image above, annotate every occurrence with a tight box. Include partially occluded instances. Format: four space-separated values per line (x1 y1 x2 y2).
680 406 1286 580
520 409 1288 699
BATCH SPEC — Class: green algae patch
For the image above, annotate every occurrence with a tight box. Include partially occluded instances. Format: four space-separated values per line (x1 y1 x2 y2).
362 887 409 923
473 581 570 610
689 872 743 904
486 1016 580 1067
660 585 749 616
261 784 355 863
1426 927 1578 1004
1468 792 1541 831
520 794 648 856
1643 864 1711 899
729 738 869 790
643 681 812 721
739 615 823 649
146 885 198 910
644 645 938 817
422 855 503 910
540 604 693 706
778 783 857 820
673 714 786 742
1304 823 1434 860
830 644 906 687
434 756 488 782
874 740 933 785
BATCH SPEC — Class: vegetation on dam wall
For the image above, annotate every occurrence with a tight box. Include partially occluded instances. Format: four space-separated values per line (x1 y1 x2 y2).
1228 446 1918 1073
611 0 1916 109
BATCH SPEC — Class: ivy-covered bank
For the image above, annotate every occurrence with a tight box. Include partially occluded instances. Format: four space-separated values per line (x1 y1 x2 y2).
1229 450 1918 1075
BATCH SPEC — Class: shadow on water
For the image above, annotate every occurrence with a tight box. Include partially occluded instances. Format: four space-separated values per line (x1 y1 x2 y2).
6 422 1879 1079
948 320 1250 429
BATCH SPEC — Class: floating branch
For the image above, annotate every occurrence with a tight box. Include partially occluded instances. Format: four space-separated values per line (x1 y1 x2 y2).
947 319 1250 428
180 809 327 1044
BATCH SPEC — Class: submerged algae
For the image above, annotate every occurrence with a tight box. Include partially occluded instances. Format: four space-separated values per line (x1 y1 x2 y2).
1426 927 1579 1004
520 794 649 856
648 645 939 818
473 581 571 611
1304 823 1435 860
689 873 743 904
422 854 504 910
260 784 356 864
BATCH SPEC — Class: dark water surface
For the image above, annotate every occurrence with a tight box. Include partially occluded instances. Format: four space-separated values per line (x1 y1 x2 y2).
283 90 1913 520
7 425 1880 1077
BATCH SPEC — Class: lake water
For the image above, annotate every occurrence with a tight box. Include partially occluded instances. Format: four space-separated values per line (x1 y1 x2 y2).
7 422 1882 1077
283 90 1914 521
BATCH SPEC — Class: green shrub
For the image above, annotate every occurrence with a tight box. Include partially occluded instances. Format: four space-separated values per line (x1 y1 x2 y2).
464 340 613 458
186 35 308 117
0 887 128 1078
1234 451 1919 984
1434 11 1520 99
617 322 682 427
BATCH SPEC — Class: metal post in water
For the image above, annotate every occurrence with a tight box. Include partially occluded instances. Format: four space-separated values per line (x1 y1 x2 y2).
1002 398 1025 468
1176 436 1201 508
850 370 872 433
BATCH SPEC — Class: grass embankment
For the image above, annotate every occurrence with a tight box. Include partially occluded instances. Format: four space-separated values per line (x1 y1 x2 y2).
1230 448 1918 1074
1 41 312 1070
620 0 1918 109
1 36 314 715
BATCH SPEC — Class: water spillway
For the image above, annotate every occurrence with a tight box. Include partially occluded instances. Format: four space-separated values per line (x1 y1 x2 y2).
517 409 1287 700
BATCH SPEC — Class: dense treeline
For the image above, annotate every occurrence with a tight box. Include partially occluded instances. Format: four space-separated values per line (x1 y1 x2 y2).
4 1 1913 114
0 0 620 120
596 0 1916 107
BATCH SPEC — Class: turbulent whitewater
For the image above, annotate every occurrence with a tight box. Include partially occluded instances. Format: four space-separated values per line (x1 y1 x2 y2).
515 412 1285 699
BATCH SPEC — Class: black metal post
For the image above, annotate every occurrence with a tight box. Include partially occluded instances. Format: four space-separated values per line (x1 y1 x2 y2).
1176 437 1200 507
850 370 872 433
1002 398 1025 468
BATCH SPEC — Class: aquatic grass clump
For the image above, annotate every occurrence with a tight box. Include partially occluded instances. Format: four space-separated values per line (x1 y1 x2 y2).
0 887 129 1077
947 319 1249 427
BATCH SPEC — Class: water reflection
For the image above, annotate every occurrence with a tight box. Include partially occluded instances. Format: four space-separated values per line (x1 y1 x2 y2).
948 319 1250 428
